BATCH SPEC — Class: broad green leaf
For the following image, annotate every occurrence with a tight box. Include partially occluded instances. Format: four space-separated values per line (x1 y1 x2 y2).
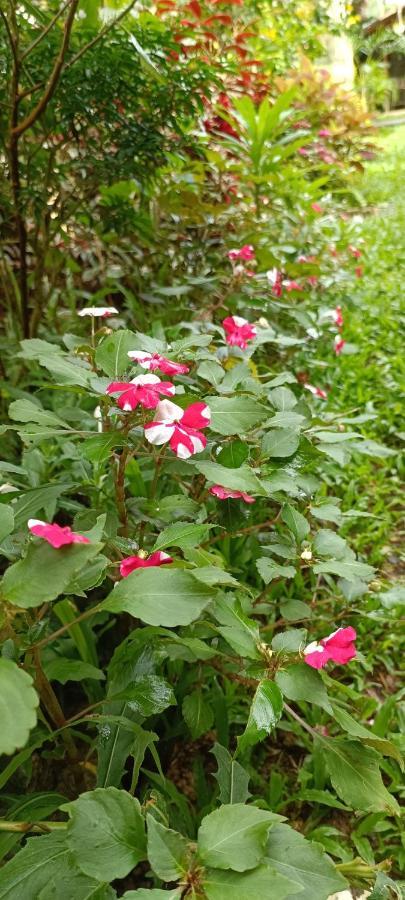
1 541 103 608
262 428 300 458
216 440 249 468
265 823 348 899
191 567 240 588
82 433 123 465
269 386 297 411
0 504 14 542
280 599 312 621
182 690 214 739
197 359 225 387
152 521 211 552
36 354 93 388
271 629 307 652
211 743 250 805
109 675 175 718
313 529 348 558
64 787 146 880
8 400 69 430
214 594 260 659
11 484 70 529
0 792 66 864
256 558 296 584
146 815 190 881
322 740 400 816
237 680 283 755
313 559 375 582
197 804 277 872
193 461 264 495
43 658 105 684
203 864 300 900
281 504 310 542
0 660 39 755
331 705 403 768
95 330 138 378
310 503 342 525
0 831 112 900
102 569 214 627
207 397 266 435
276 664 332 713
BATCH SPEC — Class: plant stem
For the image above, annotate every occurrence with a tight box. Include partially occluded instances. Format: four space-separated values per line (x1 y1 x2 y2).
27 605 102 653
0 820 67 833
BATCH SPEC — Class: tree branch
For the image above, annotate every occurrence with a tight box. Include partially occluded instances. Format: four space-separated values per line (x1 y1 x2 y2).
20 0 74 61
12 0 79 139
0 8 18 67
64 0 137 71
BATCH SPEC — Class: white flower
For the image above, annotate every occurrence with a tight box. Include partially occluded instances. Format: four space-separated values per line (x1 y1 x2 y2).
78 307 118 318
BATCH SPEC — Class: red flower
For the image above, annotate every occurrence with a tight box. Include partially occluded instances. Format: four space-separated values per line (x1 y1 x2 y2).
209 485 255 503
355 265 363 278
334 336 346 355
120 551 173 578
145 399 210 460
106 374 175 411
267 268 283 297
304 627 357 669
285 280 303 292
222 315 257 349
228 244 255 261
318 128 332 138
334 305 343 329
348 244 362 259
28 519 90 549
304 383 327 400
128 351 190 376
311 202 322 214
307 275 319 287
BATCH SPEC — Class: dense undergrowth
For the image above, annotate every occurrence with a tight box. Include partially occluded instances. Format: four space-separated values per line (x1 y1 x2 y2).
0 2 403 898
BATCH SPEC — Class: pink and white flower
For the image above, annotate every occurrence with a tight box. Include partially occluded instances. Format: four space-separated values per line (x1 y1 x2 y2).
222 316 257 350
120 551 172 577
334 335 346 355
78 307 118 318
209 485 255 504
145 399 210 460
304 383 327 400
106 374 175 411
285 280 303 293
321 306 343 328
348 244 362 259
127 351 190 376
267 268 283 297
304 627 357 669
28 519 90 549
228 244 255 262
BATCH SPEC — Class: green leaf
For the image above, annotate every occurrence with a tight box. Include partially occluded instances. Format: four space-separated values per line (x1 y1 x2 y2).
197 804 277 872
211 743 250 805
63 787 146 880
216 441 249 468
269 387 297 411
123 891 181 899
193 461 264 495
0 660 39 755
146 815 190 881
1 541 103 608
37 354 93 388
207 397 266 435
313 529 348 558
262 428 300 458
331 704 403 767
0 504 14 542
8 400 69 430
152 521 211 552
276 664 332 713
0 831 112 900
265 823 348 899
11 484 70 529
214 594 260 659
95 329 139 378
102 569 214 627
313 559 375 582
271 629 307 652
43 658 105 684
280 599 312 621
237 680 283 755
310 503 342 525
256 559 296 584
281 504 310 542
182 690 214 739
82 433 123 465
0 792 67 864
322 740 401 816
203 864 300 900
110 675 175 718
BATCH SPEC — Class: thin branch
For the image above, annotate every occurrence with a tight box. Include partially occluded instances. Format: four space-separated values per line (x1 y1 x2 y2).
21 0 74 61
27 604 102 653
0 8 18 67
12 0 79 139
64 0 137 71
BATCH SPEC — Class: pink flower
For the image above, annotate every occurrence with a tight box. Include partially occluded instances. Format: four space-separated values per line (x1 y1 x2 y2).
298 147 310 157
120 551 172 577
222 315 257 349
348 245 361 259
304 383 327 400
294 119 311 130
318 128 332 138
228 244 255 262
127 351 190 376
267 268 283 297
334 336 346 355
285 280 303 292
106 374 175 411
307 275 319 287
78 307 118 318
355 265 363 278
209 485 255 503
145 399 210 460
304 627 357 669
311 202 322 214
28 519 90 549
298 255 317 264
334 305 343 328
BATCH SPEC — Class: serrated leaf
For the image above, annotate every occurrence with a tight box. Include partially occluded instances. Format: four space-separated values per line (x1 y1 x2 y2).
322 740 400 816
152 521 211 552
146 815 190 881
102 569 213 627
276 664 332 713
0 660 39 755
265 823 348 899
269 387 297 411
207 396 266 435
63 787 146 880
1 541 103 608
237 680 283 755
211 743 250 805
183 690 214 739
256 558 296 584
281 504 310 542
313 559 375 582
262 428 300 458
313 529 348 558
197 804 277 872
82 433 123 465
